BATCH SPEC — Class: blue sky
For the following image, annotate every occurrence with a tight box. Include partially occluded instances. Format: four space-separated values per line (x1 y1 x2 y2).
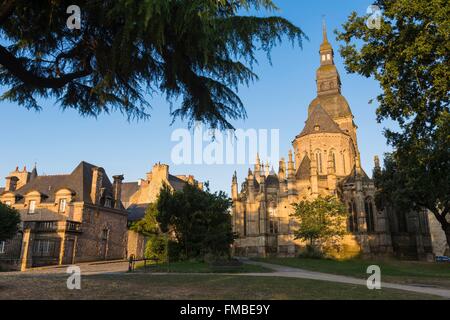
0 0 394 194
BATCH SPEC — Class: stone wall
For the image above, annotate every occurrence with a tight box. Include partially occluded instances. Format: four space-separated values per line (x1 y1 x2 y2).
127 230 147 259
428 211 450 256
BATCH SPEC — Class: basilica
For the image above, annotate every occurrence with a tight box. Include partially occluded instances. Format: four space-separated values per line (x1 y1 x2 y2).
231 26 433 260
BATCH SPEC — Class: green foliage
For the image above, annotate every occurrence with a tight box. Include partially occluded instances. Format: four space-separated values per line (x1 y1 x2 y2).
0 0 305 130
374 152 450 247
132 183 234 261
129 203 160 236
156 183 234 260
0 203 21 241
167 240 184 262
144 234 168 263
291 196 348 250
337 0 449 247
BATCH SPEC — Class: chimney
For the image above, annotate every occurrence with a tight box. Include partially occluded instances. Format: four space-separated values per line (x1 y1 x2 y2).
112 175 124 209
90 167 103 205
5 176 19 192
152 163 169 181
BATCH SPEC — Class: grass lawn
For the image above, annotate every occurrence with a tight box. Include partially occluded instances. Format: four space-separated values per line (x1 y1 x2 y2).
0 273 442 300
253 257 450 288
135 260 273 273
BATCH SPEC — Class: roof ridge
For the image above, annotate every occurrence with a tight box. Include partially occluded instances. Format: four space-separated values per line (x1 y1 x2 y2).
298 104 344 138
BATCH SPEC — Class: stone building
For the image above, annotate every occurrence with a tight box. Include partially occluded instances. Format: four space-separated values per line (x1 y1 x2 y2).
231 25 433 260
121 163 203 259
0 162 128 270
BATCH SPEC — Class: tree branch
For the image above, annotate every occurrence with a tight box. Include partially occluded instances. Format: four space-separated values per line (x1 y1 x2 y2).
0 0 15 25
0 45 92 89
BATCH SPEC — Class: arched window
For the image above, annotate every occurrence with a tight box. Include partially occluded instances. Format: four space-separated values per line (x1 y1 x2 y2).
348 201 359 233
315 150 323 174
243 208 247 237
329 150 336 172
342 151 346 174
352 201 358 232
269 207 279 235
364 197 375 232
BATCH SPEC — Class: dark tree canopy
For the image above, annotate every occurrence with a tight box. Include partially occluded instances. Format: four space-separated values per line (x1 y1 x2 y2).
337 0 449 247
0 203 20 242
156 183 234 260
0 0 305 129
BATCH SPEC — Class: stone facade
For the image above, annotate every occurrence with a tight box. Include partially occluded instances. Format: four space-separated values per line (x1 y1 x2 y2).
231 25 433 260
0 162 128 270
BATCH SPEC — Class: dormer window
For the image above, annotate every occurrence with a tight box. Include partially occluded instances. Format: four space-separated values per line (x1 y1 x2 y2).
104 198 112 208
314 125 320 131
58 198 67 213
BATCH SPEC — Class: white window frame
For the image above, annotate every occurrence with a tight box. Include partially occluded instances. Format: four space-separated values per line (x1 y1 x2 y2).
59 198 67 213
28 200 36 214
0 241 5 254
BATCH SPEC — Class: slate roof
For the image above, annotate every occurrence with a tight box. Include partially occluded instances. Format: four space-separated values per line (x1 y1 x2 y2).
7 161 113 204
266 174 279 187
127 203 150 222
168 175 191 192
296 155 311 180
297 105 344 138
341 166 372 185
121 182 140 203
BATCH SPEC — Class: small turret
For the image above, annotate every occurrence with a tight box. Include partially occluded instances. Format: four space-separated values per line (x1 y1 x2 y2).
247 169 255 202
310 152 319 196
30 163 38 181
254 154 261 182
374 155 381 171
278 158 286 180
287 150 296 196
231 171 238 201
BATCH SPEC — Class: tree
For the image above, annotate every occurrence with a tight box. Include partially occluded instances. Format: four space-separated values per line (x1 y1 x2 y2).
337 0 449 247
374 151 450 248
0 203 21 242
291 196 348 252
156 183 234 260
132 183 234 261
0 0 305 130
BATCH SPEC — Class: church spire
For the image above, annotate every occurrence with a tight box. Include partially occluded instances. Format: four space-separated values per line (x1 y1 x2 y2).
316 19 341 96
319 19 333 66
322 18 328 43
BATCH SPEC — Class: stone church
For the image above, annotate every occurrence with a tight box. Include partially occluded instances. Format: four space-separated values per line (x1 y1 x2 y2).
231 26 433 260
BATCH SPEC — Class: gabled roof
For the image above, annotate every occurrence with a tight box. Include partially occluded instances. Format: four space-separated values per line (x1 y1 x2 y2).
121 182 140 203
266 174 279 187
297 104 344 138
10 161 113 204
296 155 311 180
168 174 191 192
341 166 372 185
